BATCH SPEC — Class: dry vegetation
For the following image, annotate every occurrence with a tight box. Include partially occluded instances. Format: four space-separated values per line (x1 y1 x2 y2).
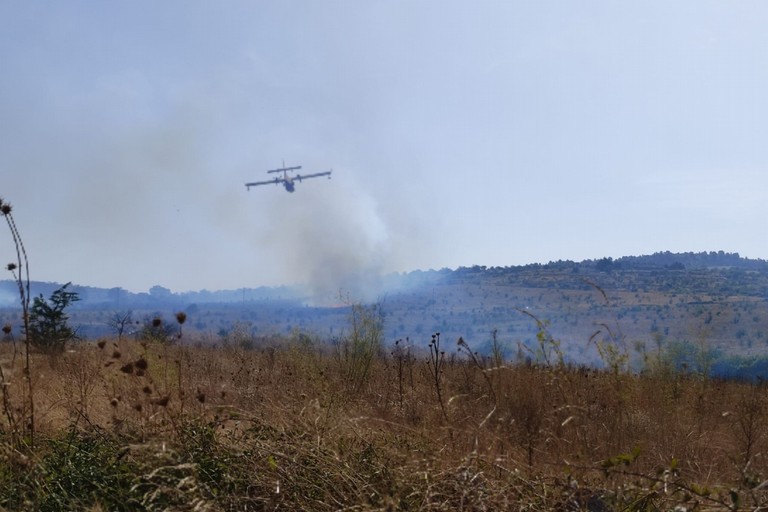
2 200 768 510
1 331 767 511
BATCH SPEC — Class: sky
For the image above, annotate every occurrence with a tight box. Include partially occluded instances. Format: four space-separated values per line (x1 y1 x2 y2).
1 1 767 299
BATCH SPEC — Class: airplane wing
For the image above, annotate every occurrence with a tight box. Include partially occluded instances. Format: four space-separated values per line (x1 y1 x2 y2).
245 177 284 189
267 165 301 174
296 170 332 181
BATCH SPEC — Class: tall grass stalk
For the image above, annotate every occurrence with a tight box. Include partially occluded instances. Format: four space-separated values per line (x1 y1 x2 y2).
427 332 449 423
336 302 384 394
1 198 34 446
391 338 412 410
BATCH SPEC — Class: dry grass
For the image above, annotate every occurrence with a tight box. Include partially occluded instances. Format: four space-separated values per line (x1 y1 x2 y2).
0 335 767 510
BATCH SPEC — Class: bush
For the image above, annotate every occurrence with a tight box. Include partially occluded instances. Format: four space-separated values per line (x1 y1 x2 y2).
25 430 137 511
336 302 384 393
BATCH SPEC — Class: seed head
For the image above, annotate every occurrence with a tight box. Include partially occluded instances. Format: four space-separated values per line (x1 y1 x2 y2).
2 324 11 335
1 203 11 216
151 395 170 407
6 263 16 271
134 357 148 370
97 340 107 349
152 317 162 328
175 311 187 325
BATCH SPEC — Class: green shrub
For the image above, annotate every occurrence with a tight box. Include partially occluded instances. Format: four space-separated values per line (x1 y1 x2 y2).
32 429 136 511
28 283 80 353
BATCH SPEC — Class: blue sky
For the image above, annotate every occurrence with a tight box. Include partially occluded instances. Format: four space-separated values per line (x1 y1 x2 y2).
1 2 767 296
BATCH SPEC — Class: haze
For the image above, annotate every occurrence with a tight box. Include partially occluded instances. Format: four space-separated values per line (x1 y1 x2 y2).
1 2 767 298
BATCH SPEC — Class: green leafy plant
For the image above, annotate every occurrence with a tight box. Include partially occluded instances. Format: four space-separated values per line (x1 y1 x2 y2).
517 309 564 367
33 428 137 511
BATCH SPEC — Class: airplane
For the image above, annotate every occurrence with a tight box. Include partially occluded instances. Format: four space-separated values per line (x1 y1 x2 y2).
245 164 332 193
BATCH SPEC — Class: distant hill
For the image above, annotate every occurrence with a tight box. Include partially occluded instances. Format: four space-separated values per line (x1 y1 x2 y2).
2 251 768 372
0 281 304 309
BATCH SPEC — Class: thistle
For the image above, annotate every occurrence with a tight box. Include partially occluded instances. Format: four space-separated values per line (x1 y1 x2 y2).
175 311 187 340
1 197 33 446
151 395 170 407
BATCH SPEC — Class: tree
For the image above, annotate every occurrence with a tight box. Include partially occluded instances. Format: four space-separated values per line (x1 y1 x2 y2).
149 285 172 300
595 257 615 273
28 282 80 353
107 310 133 340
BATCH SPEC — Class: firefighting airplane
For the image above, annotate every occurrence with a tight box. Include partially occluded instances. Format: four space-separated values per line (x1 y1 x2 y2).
245 164 332 193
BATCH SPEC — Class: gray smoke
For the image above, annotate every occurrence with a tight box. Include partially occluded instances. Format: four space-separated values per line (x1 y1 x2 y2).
2 78 430 295
252 170 390 305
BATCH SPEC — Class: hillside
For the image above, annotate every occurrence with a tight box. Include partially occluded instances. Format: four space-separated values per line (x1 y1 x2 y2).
2 251 768 368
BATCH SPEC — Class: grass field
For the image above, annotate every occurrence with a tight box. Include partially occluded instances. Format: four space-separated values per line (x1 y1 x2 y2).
1 331 767 511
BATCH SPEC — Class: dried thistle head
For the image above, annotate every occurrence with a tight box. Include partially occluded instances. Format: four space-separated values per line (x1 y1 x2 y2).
0 203 11 216
151 396 170 407
6 263 16 271
175 311 187 325
152 317 162 328
2 324 11 335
